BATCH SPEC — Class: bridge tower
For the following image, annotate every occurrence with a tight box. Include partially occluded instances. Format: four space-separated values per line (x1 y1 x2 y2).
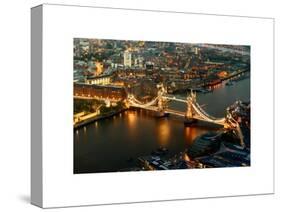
184 90 197 124
157 97 164 112
185 90 196 118
156 83 168 116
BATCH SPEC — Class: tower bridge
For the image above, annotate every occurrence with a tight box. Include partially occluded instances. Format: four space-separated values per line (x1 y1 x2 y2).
126 84 229 126
125 84 245 147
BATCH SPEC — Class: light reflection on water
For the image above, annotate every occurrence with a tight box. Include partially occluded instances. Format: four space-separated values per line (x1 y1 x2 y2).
184 127 198 146
155 118 171 147
127 110 137 128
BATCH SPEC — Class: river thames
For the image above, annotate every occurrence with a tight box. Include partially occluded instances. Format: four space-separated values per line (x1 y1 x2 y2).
74 77 250 174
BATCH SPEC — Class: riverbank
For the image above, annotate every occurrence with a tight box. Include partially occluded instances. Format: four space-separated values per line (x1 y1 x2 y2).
172 69 249 94
74 109 125 129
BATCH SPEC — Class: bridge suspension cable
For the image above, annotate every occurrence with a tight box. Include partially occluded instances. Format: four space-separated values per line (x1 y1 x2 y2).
191 102 225 125
163 96 187 103
128 95 160 108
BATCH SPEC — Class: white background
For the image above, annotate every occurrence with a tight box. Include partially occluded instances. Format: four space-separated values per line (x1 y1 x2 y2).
0 0 280 211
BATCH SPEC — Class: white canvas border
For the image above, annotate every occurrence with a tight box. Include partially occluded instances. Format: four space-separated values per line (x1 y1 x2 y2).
36 4 274 208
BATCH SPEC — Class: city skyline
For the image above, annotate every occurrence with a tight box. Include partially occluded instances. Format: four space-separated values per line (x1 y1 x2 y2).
73 38 250 174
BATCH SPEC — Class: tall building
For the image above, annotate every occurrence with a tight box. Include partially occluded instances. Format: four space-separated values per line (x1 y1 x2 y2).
123 51 132 67
73 38 81 57
194 47 199 55
134 56 144 68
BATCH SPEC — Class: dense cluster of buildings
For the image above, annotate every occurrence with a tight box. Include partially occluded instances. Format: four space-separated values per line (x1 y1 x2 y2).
73 38 250 99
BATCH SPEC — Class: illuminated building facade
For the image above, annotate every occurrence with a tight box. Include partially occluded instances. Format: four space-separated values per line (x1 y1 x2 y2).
85 75 112 85
74 83 127 100
123 51 132 67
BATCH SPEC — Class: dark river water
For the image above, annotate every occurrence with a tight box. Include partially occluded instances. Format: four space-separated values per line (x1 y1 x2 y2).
74 78 250 174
